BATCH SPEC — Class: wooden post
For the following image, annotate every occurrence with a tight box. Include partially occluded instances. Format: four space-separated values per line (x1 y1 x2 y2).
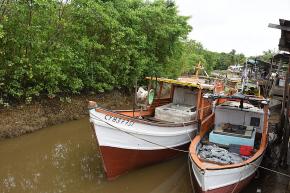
169 84 175 100
265 58 273 97
281 60 288 117
200 96 205 121
195 61 201 79
133 79 137 117
144 78 153 109
157 82 163 99
196 89 202 120
261 104 269 148
155 82 163 107
281 57 290 167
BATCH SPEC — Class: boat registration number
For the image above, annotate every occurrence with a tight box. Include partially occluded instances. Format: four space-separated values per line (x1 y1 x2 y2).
104 115 135 126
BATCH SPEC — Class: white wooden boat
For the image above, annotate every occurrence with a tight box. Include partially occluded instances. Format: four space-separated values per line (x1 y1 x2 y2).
189 94 269 193
89 77 222 180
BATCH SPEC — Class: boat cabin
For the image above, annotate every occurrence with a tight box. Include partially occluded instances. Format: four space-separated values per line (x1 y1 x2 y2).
154 86 198 123
209 101 265 148
194 96 268 165
189 95 269 193
143 77 218 123
88 76 223 180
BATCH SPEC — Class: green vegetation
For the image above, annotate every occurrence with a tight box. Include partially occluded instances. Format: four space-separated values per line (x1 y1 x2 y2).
0 0 191 101
0 0 255 103
179 40 246 73
254 49 278 62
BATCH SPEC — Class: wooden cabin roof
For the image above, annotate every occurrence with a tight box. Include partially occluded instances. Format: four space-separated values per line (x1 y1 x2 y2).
145 77 214 90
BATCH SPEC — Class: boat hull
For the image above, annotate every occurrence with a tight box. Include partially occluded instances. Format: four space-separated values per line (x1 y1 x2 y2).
100 144 188 180
190 155 264 193
89 108 197 179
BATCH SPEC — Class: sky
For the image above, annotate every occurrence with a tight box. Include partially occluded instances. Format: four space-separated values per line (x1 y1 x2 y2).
175 0 290 56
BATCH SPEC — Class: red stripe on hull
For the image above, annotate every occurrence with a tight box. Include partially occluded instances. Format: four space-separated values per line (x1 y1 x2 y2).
191 169 255 193
99 144 188 180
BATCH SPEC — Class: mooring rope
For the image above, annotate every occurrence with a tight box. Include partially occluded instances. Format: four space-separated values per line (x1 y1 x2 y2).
231 164 245 193
187 154 195 193
195 104 212 112
90 114 189 153
249 162 290 178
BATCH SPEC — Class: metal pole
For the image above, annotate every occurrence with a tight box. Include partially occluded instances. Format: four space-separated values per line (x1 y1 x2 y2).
133 78 137 117
265 58 273 97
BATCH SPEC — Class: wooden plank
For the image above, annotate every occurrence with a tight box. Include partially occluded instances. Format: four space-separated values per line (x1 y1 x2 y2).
268 23 290 32
280 56 290 167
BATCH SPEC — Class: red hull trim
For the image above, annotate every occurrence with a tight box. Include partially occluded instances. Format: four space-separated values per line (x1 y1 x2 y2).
99 144 188 180
190 168 255 193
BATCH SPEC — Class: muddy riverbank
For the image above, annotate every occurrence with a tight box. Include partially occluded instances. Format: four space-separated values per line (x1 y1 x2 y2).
0 91 132 140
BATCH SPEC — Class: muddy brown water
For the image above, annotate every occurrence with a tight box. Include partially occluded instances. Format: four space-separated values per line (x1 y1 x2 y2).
0 118 192 193
0 118 286 193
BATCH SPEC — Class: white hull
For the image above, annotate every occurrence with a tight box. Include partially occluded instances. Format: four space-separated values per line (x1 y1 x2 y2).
190 154 264 192
89 108 197 150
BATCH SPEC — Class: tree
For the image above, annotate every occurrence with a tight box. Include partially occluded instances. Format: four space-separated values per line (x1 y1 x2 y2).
177 40 246 72
0 0 192 101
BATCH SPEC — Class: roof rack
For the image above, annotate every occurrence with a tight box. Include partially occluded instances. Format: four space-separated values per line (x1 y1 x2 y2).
203 93 269 105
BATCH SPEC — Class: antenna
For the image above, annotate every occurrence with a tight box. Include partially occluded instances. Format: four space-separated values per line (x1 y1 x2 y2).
241 59 246 93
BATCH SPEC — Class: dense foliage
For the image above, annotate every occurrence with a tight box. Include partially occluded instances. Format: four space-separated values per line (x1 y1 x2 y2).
254 49 278 62
0 0 191 101
0 0 261 104
178 40 246 73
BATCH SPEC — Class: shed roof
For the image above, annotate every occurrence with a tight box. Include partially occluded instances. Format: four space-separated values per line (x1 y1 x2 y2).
273 52 290 64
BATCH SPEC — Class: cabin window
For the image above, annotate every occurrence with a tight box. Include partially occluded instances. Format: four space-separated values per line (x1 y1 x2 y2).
250 117 260 127
173 87 197 106
155 83 171 99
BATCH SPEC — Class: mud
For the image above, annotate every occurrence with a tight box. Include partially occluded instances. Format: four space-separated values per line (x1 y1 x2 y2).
0 91 132 140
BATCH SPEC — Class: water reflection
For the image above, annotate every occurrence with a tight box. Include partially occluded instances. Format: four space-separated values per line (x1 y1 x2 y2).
0 118 191 193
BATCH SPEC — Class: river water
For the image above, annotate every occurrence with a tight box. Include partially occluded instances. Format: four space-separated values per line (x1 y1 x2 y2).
0 118 285 193
0 118 192 193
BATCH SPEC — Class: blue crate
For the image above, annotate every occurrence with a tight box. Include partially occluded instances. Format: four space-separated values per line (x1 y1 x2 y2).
209 127 256 147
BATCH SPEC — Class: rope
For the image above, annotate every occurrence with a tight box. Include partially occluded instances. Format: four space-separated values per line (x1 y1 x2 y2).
196 104 212 112
187 154 195 192
231 163 245 193
249 162 290 178
90 114 189 153
230 162 290 193
184 122 193 142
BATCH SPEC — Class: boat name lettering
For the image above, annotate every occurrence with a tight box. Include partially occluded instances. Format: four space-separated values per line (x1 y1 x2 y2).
104 115 134 126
